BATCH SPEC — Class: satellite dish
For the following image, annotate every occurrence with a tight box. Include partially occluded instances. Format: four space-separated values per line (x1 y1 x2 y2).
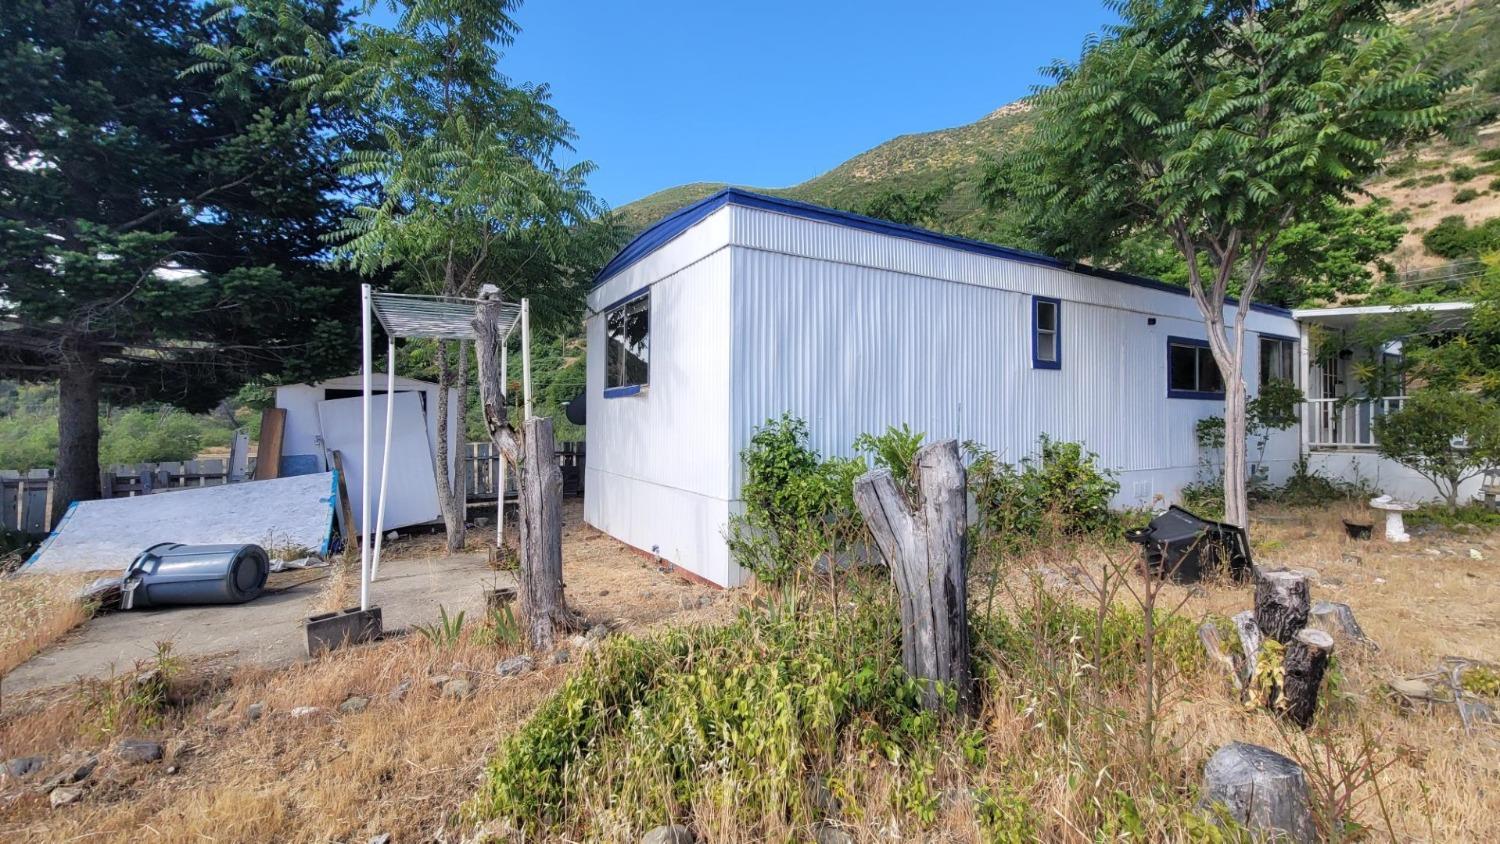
564 392 586 426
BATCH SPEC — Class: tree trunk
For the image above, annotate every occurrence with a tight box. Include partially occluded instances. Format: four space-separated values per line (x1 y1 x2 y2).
1254 568 1310 644
433 340 465 551
1281 628 1333 729
448 340 470 552
853 439 974 713
53 348 101 527
1222 374 1250 528
473 296 576 651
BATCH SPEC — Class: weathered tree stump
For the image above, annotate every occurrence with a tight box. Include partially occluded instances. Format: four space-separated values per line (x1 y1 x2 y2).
1281 628 1334 728
1201 742 1315 843
474 296 577 651
852 439 973 712
1231 610 1263 684
1254 569 1310 644
1309 600 1374 650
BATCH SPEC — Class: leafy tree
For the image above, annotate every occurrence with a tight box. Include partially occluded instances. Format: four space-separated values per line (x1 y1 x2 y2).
1422 215 1500 260
222 0 617 550
1375 390 1500 511
858 184 951 228
0 0 363 518
984 0 1464 526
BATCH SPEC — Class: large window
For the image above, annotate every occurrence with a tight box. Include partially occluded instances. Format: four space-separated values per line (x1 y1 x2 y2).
1167 336 1225 399
1032 296 1061 369
1259 335 1296 386
604 292 649 395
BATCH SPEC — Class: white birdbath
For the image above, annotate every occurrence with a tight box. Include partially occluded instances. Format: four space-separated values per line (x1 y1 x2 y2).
1368 495 1418 543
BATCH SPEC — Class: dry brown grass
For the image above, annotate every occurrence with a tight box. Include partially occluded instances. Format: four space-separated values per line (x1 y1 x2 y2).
4 501 1497 841
0 506 731 842
0 573 99 679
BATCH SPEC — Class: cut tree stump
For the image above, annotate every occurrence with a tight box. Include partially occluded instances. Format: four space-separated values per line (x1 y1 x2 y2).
1201 742 1315 843
1281 628 1334 728
1254 569 1310 644
852 439 973 713
1231 610 1263 684
1309 600 1375 650
474 294 577 652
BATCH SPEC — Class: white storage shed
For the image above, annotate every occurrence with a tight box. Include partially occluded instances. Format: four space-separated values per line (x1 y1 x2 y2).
274 374 460 533
584 189 1304 587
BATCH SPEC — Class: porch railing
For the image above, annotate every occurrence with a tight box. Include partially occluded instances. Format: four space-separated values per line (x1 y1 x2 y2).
1306 396 1405 449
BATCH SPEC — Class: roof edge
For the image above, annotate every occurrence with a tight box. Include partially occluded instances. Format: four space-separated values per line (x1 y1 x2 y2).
595 188 1294 318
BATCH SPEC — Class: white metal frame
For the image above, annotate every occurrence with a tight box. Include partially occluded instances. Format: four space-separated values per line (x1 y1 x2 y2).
357 284 530 611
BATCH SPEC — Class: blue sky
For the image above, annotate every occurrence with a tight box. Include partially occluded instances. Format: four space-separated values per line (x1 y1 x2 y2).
499 1 1117 209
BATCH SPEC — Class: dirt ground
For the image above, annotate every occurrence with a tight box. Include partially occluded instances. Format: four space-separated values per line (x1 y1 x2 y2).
1 499 1497 841
0 500 732 842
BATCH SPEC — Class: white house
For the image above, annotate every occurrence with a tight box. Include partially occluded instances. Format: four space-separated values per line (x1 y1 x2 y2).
584 189 1312 587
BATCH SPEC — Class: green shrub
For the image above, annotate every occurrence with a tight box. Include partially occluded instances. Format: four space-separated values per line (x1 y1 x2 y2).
1270 458 1376 507
852 423 924 486
1450 164 1478 183
726 415 865 583
1491 177 1500 193
1479 148 1500 163
471 597 934 837
1455 187 1481 204
98 408 208 465
968 435 1121 553
1375 390 1500 512
1422 215 1500 259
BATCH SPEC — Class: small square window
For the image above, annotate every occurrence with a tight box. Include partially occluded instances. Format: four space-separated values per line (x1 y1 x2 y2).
1167 337 1225 398
1032 297 1061 369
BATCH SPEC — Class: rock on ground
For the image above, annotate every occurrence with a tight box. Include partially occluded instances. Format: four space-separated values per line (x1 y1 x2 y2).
49 786 84 808
339 696 370 715
641 825 695 844
115 739 164 764
4 756 45 779
1201 742 1315 843
441 678 474 700
495 655 534 677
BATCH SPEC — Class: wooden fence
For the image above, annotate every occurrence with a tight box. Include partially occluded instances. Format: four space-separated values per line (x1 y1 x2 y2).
3 459 245 535
5 442 586 536
464 441 584 501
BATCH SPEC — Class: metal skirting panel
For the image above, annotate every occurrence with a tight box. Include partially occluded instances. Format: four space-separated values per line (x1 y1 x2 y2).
583 465 737 586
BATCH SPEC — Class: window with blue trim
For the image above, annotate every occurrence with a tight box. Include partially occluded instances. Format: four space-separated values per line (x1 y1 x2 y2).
604 292 649 395
1032 296 1060 369
1167 337 1224 398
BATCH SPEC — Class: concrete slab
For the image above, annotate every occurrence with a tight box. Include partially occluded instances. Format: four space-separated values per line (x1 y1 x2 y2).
2 552 512 696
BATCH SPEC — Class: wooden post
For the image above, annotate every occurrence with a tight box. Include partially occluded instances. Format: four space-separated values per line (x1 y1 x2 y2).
1281 628 1334 728
474 293 576 651
1254 569 1310 644
853 439 974 712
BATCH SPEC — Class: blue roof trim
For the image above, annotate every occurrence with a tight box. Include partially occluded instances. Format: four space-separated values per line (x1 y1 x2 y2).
595 187 1294 318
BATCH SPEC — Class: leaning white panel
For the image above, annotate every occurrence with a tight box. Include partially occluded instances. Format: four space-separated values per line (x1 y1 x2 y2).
23 473 339 575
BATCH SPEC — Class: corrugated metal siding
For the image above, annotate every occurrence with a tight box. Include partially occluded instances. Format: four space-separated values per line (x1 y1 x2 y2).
727 206 1303 505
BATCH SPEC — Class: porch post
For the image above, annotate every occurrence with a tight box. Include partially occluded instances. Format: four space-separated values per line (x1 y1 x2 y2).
1298 321 1311 459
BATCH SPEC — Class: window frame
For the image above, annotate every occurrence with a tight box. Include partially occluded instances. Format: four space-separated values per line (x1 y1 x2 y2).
602 289 650 398
1257 333 1297 388
1031 296 1061 370
1166 336 1226 400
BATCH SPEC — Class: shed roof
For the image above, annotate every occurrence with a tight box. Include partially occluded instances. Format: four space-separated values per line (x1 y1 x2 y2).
595 188 1293 317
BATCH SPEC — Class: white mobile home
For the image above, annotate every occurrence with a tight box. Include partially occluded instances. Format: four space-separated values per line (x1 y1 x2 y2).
585 189 1305 587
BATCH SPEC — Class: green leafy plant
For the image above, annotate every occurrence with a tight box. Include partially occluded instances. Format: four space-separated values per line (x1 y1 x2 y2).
415 605 466 649
726 414 865 584
77 641 182 738
1450 164 1479 182
1374 390 1500 511
1455 188 1480 204
968 435 1121 558
852 423 925 486
1461 666 1500 697
477 602 521 648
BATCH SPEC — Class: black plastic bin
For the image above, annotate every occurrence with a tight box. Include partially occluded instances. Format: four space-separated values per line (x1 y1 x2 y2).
121 542 270 609
1124 506 1251 583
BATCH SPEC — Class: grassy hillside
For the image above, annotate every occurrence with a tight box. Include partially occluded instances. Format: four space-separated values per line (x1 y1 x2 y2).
615 0 1500 268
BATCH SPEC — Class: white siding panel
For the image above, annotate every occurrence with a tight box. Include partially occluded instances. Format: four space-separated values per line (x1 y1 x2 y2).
589 206 731 313
585 247 735 584
728 244 1301 508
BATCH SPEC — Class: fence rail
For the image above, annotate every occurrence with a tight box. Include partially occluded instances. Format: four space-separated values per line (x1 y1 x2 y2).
5 442 585 536
1306 396 1405 449
464 440 584 500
